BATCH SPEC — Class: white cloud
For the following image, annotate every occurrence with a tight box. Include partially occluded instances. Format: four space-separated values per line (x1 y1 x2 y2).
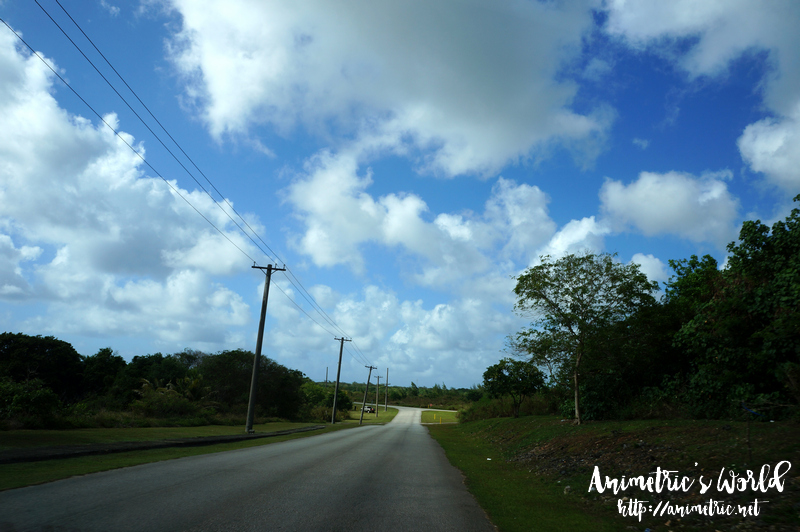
604 0 800 192
632 138 650 150
738 104 800 193
100 1 121 16
286 150 555 289
629 253 669 284
599 170 739 246
164 0 609 177
0 28 253 346
0 235 41 299
266 282 518 386
536 216 610 261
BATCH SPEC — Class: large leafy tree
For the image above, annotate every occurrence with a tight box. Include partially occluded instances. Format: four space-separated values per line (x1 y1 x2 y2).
513 253 658 424
483 358 544 417
82 347 126 398
674 195 800 416
0 333 83 402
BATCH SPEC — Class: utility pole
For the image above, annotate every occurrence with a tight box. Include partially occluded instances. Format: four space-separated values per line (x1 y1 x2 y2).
331 337 350 424
359 366 376 425
375 375 381 418
245 263 286 434
384 368 389 412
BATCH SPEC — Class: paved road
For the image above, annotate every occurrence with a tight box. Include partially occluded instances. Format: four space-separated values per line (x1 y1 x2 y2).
0 407 495 531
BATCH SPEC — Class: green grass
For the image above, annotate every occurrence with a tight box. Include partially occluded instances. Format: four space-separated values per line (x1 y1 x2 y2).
0 422 355 491
421 410 458 423
0 410 402 491
428 415 800 531
0 423 320 450
343 406 399 424
428 423 621 532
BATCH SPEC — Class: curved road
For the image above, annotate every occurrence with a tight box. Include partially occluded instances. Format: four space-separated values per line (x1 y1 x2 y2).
0 406 495 531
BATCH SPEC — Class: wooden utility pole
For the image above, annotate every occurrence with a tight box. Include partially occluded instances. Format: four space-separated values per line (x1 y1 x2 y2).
331 337 350 424
359 366 376 425
375 375 381 418
384 368 389 412
245 263 286 434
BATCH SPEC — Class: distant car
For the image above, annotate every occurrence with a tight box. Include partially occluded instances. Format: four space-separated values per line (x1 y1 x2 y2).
362 405 375 413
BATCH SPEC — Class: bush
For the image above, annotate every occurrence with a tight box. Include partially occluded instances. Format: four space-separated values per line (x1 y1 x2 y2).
0 378 62 428
309 405 348 423
131 389 199 418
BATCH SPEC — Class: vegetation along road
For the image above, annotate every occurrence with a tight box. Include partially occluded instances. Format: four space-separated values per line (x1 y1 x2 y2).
0 406 492 531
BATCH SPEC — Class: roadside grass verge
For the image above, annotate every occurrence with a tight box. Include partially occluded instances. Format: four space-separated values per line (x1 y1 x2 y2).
428 423 620 531
421 410 458 423
0 423 321 450
344 407 399 424
0 422 355 491
429 416 800 531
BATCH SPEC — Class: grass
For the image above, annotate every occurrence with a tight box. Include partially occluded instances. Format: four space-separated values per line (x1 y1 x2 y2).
421 410 458 423
0 422 355 491
343 406 399 424
428 415 800 531
428 423 621 531
0 423 321 450
0 410 401 491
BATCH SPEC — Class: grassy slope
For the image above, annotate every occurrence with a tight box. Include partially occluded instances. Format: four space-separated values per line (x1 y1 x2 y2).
421 410 459 423
0 423 320 450
428 416 800 532
344 406 399 424
0 422 352 491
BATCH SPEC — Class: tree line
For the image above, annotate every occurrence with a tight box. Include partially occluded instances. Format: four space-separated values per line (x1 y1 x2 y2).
478 195 800 423
0 337 354 428
0 331 480 429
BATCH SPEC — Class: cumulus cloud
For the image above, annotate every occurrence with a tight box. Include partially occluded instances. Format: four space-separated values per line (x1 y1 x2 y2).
265 282 519 386
286 150 556 289
738 105 800 193
630 253 670 284
599 170 739 246
164 0 609 177
0 28 253 346
604 0 800 193
536 217 610 261
0 235 41 299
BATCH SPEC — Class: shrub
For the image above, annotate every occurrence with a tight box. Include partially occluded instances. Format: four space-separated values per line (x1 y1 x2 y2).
131 389 199 418
0 378 61 428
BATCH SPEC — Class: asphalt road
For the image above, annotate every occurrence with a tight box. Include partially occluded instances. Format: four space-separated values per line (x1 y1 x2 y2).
0 407 495 531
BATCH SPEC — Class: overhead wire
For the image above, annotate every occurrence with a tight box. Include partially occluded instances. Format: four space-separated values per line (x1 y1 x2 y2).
49 0 285 266
0 16 256 265
35 0 280 267
11 4 377 367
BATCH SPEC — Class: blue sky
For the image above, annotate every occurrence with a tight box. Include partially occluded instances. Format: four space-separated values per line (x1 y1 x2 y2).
1 1 798 388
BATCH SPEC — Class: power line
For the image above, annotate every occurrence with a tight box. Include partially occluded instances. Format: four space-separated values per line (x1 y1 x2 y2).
6 8 376 367
42 1 365 356
35 0 280 266
0 16 256 265
50 0 285 266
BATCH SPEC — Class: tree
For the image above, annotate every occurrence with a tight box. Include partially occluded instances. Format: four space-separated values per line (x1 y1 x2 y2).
0 333 83 403
82 347 126 398
325 389 352 412
673 195 800 417
513 253 658 424
110 353 189 406
482 358 544 417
